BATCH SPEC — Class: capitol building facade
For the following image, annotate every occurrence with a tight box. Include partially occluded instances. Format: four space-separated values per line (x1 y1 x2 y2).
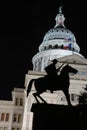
0 6 87 130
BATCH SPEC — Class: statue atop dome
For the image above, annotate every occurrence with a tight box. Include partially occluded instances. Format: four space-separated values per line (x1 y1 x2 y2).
59 6 62 13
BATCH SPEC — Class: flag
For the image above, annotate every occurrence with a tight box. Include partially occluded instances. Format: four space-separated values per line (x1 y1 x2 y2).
64 43 72 50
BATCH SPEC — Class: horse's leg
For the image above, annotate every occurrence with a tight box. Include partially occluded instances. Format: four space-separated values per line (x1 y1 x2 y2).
33 92 40 103
63 89 72 106
33 92 47 103
38 94 47 104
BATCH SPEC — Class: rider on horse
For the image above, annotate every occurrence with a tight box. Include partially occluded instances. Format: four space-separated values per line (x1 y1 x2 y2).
44 59 58 76
44 59 64 93
44 59 64 77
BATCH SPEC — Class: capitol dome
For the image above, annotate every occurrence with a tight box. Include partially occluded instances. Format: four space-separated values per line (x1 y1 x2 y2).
39 6 80 53
32 6 82 72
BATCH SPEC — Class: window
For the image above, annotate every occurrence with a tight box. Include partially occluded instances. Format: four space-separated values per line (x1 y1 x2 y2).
53 45 58 49
15 98 23 106
20 98 23 106
18 114 22 123
71 94 74 101
13 114 18 122
1 113 10 122
13 113 23 123
15 98 19 105
1 113 5 121
48 45 52 49
70 94 79 102
5 113 9 121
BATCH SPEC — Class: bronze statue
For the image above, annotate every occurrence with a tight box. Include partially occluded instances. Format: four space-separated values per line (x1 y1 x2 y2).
27 61 78 106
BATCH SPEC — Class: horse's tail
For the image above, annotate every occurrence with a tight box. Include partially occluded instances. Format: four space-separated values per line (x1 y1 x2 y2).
27 79 35 97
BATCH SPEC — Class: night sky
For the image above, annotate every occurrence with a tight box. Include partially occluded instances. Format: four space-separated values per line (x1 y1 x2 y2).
0 0 87 100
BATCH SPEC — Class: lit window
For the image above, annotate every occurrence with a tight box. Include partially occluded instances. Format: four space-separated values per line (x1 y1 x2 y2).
18 114 22 123
5 113 9 121
1 113 5 121
13 113 22 123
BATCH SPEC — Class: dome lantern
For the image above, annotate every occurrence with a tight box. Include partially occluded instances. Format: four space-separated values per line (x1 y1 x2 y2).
55 6 65 28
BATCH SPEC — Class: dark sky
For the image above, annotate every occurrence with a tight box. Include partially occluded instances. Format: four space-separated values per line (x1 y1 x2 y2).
0 0 87 100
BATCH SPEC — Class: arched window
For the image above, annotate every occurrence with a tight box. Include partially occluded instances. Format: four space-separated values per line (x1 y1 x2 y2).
53 44 58 49
48 45 52 49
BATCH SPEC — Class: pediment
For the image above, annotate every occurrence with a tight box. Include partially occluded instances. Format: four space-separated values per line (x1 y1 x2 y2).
57 54 87 65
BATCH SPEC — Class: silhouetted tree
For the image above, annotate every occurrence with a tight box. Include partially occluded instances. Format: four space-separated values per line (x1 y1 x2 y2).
79 85 87 105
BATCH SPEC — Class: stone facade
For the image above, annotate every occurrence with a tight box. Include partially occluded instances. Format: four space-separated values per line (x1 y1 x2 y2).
0 88 25 130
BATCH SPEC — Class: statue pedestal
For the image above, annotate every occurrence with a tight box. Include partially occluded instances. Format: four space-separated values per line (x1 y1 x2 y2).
31 103 87 130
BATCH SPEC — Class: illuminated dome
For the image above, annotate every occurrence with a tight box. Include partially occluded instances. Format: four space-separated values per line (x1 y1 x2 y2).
32 6 82 72
39 6 80 53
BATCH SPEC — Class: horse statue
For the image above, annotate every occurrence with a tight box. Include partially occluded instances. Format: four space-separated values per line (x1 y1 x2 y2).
27 64 78 106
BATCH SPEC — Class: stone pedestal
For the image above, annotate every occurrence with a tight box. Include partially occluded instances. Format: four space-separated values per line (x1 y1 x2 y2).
31 104 87 130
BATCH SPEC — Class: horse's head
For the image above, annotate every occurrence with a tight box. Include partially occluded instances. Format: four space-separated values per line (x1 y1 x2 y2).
61 64 78 74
